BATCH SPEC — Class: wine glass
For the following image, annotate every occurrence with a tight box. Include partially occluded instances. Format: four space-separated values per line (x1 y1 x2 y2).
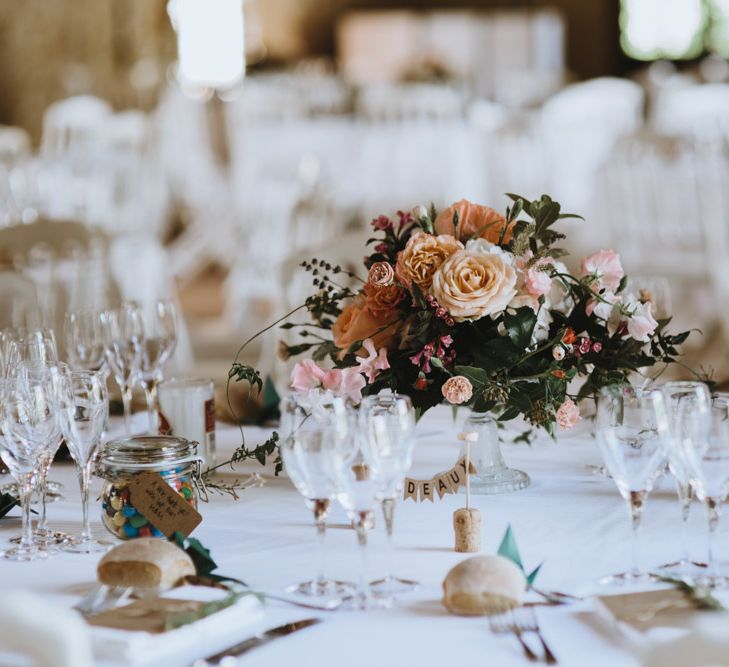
100 303 143 434
0 371 58 560
59 370 110 553
359 392 418 598
9 328 58 365
678 393 729 587
330 409 389 610
279 393 352 600
13 361 69 549
65 309 106 373
656 381 711 578
137 300 177 434
596 385 671 584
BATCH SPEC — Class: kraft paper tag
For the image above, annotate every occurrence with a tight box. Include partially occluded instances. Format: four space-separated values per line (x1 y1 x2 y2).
128 472 202 538
403 478 418 501
86 597 204 634
435 473 454 499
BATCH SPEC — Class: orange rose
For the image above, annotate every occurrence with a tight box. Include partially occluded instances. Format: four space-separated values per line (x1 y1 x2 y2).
434 199 513 244
363 282 406 318
395 232 463 291
332 295 400 355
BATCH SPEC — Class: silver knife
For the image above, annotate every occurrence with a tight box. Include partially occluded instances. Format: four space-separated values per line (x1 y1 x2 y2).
194 618 322 666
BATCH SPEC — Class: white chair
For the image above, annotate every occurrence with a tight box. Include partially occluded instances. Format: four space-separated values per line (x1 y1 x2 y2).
539 77 645 210
594 135 717 355
652 83 729 142
40 95 112 157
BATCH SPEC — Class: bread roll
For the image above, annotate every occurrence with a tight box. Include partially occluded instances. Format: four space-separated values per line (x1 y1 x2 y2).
97 538 195 589
443 554 525 616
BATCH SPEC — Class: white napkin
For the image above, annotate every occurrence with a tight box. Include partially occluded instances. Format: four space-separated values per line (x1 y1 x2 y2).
90 586 263 665
0 591 93 667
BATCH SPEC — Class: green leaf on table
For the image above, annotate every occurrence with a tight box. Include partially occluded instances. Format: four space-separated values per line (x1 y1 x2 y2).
172 531 219 577
0 493 20 520
497 524 542 588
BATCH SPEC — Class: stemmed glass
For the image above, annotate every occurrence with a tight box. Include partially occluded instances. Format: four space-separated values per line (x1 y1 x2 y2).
677 393 729 587
13 361 70 548
100 303 143 434
279 393 352 599
0 371 58 560
330 409 388 610
596 385 671 584
656 381 711 578
359 392 418 597
59 370 110 553
137 300 177 434
65 310 106 373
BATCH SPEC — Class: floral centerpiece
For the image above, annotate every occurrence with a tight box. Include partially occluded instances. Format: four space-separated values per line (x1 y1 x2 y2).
228 194 692 474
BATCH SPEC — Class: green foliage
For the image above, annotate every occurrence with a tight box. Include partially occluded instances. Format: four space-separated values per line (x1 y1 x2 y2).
497 524 542 587
0 493 20 520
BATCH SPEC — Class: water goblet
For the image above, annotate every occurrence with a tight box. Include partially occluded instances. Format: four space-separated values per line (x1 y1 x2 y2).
279 393 352 599
596 385 671 585
100 303 143 434
137 300 177 433
59 370 111 553
0 373 58 560
359 392 418 598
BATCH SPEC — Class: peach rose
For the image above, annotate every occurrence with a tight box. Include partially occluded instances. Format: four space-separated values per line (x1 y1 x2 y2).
434 199 513 244
332 295 400 354
431 248 518 321
363 282 406 318
367 262 395 287
442 376 473 405
395 232 463 290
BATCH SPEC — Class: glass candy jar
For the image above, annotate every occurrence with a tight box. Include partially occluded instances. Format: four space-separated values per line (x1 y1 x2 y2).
460 412 530 494
97 436 203 540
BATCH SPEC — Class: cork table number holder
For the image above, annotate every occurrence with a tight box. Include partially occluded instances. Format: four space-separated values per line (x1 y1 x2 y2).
454 431 481 553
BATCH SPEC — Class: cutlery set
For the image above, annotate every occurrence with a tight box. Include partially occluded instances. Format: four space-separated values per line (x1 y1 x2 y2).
490 607 558 664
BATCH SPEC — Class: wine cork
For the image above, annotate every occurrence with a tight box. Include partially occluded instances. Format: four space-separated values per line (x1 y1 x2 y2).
453 507 481 553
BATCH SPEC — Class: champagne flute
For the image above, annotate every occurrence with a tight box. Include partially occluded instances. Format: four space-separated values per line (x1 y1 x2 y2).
0 372 58 560
137 300 177 434
679 393 729 587
656 381 711 578
596 385 671 584
359 392 418 598
59 370 110 553
65 309 106 373
279 393 352 599
100 303 143 434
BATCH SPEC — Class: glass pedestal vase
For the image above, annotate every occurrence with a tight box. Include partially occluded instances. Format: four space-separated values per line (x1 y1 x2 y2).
459 411 530 494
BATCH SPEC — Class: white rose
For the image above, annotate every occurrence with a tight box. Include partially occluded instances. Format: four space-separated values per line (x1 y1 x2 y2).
432 247 518 322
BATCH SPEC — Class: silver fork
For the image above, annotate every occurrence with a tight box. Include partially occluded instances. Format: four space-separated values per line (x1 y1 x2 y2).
513 607 558 665
489 611 538 662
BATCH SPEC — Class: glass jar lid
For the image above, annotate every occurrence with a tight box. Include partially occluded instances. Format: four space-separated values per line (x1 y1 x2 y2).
98 435 199 475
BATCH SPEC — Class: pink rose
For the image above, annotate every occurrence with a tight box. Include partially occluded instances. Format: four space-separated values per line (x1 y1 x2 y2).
290 360 328 392
556 399 580 430
441 376 473 405
524 258 554 297
355 338 390 384
580 249 624 292
627 300 658 342
367 262 395 287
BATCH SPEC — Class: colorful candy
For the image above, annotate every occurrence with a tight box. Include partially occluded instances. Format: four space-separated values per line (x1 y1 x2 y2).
100 470 198 540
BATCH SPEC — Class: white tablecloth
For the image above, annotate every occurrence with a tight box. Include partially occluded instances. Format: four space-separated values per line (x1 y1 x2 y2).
0 407 721 667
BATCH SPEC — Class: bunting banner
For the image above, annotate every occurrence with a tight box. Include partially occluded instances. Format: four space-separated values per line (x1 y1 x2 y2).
403 456 477 503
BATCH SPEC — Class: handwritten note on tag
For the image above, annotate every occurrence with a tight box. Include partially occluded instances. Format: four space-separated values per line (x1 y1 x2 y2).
128 472 202 538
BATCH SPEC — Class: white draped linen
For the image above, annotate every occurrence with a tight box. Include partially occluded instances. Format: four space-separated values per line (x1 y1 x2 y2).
0 407 724 667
